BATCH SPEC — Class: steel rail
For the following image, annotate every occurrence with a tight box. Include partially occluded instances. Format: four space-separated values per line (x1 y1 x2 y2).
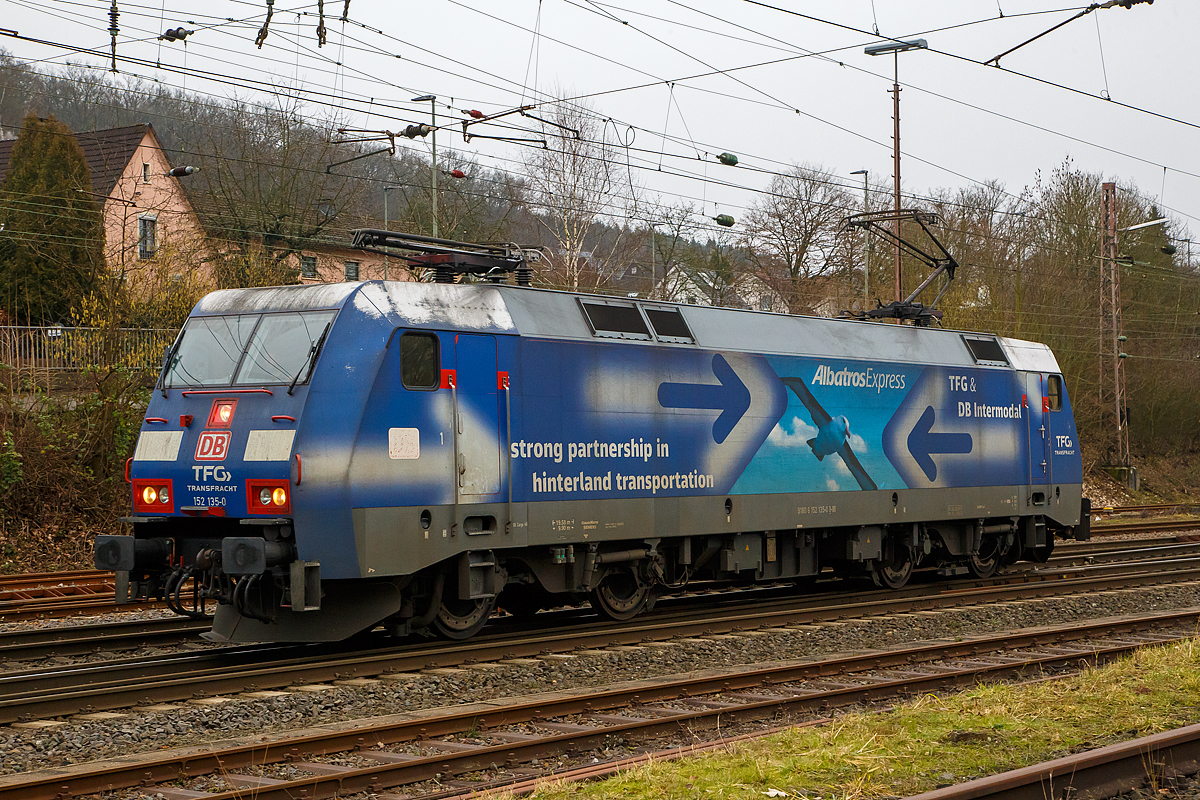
904 723 1200 800
3 610 1195 800
0 569 109 589
0 616 210 661
3 557 1200 724
1094 502 1200 515
1091 519 1200 536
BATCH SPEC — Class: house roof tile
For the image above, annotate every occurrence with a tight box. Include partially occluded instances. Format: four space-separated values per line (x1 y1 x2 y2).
0 123 153 196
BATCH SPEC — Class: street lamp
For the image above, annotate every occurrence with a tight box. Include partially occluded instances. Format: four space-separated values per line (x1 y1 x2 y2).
850 169 870 308
382 185 403 281
411 94 438 238
866 37 927 303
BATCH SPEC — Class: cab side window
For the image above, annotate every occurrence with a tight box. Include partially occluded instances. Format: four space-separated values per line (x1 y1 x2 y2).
400 332 440 390
1047 374 1063 411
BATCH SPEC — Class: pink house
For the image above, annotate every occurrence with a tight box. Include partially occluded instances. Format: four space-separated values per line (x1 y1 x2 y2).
0 123 210 287
0 122 402 292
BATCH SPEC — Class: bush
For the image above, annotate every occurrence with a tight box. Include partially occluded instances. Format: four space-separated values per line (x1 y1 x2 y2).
0 366 147 573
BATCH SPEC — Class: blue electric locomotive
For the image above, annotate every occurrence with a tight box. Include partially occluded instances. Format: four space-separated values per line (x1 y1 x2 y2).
96 235 1089 642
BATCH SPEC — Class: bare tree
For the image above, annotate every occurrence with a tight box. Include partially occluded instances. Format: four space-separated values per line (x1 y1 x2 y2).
741 164 853 315
522 96 639 291
184 91 367 285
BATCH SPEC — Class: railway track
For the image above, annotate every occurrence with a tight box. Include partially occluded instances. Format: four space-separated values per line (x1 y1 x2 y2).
0 534 1196 666
0 569 159 623
2 609 1194 800
1093 501 1200 516
907 723 1200 800
5 550 1200 725
1 512 1197 623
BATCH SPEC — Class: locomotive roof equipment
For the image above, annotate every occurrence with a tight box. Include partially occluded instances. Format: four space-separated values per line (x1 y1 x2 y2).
842 209 958 326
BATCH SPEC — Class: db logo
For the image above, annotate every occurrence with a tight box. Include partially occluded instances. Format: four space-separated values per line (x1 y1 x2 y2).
195 431 232 461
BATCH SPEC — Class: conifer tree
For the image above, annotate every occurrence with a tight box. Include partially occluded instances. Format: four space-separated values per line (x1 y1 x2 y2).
0 113 104 324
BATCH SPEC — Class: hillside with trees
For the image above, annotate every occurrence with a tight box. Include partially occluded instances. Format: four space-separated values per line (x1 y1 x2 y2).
0 55 1197 569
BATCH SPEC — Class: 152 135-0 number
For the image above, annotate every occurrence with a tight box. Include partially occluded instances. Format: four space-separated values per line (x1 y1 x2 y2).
193 496 226 507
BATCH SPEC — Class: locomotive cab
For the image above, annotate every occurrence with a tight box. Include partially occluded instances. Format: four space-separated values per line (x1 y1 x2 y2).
96 290 348 633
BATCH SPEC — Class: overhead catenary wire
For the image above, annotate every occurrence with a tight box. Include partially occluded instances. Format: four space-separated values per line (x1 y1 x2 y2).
2 3 1200 248
7 0 1197 235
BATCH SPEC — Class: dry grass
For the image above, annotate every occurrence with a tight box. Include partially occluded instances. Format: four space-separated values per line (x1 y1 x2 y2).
525 638 1200 800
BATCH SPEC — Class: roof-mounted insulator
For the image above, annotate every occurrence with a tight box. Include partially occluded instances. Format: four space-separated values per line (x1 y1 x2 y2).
255 0 274 48
159 27 193 42
108 1 119 72
717 152 739 167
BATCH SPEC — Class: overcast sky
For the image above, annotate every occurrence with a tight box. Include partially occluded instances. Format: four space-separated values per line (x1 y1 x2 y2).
1 0 1196 240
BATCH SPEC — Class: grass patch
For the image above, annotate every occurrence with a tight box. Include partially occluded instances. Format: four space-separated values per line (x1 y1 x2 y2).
527 638 1200 800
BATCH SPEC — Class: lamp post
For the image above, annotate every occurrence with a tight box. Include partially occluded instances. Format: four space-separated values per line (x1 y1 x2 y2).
382 185 403 281
865 37 927 303
411 94 438 238
850 169 870 308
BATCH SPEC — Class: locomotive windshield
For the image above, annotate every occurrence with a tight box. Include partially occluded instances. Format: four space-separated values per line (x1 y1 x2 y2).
165 310 337 388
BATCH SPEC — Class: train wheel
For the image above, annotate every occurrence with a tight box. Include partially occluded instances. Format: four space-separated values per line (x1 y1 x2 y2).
433 594 497 640
967 550 998 579
1000 534 1023 567
870 546 913 590
590 568 653 621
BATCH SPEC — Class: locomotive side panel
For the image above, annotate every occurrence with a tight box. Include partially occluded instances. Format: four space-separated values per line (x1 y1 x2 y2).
103 281 1087 643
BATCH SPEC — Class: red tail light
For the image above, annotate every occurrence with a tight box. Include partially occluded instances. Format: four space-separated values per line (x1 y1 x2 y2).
246 479 291 514
132 479 174 513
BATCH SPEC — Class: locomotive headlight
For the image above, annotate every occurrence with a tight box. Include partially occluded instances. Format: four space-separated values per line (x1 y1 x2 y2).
142 486 158 505
272 487 288 506
259 487 273 506
158 485 170 504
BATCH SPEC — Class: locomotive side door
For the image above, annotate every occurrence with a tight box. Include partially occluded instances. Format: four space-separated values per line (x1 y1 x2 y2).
1025 372 1052 506
455 334 501 496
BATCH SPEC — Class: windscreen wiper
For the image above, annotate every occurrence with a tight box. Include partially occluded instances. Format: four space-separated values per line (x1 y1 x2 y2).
156 332 184 398
288 322 331 396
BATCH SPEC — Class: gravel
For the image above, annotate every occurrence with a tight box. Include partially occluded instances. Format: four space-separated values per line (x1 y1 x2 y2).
3 579 1200 778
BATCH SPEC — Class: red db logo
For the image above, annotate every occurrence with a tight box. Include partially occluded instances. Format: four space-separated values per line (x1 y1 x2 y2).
195 431 232 461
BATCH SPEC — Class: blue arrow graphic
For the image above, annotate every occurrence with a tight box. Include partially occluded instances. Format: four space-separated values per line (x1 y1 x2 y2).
907 405 973 481
658 353 751 444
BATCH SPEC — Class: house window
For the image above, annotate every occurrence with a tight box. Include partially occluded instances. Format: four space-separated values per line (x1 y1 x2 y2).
300 256 317 279
344 260 360 281
138 215 157 259
142 163 151 183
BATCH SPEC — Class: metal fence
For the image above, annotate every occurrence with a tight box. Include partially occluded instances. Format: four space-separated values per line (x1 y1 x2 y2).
0 326 177 372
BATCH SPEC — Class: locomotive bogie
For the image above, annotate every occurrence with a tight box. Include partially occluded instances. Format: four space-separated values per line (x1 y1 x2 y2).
101 281 1088 642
